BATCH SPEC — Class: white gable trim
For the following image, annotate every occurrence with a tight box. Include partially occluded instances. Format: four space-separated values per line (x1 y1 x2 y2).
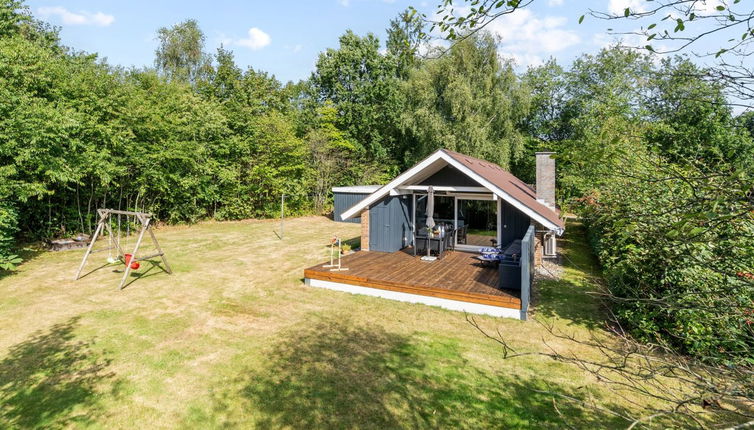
340 150 563 235
340 150 446 220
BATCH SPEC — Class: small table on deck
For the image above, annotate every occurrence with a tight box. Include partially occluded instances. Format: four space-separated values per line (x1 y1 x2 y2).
414 230 455 259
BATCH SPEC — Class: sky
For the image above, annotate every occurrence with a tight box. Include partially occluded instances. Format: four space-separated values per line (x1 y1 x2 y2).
24 0 730 84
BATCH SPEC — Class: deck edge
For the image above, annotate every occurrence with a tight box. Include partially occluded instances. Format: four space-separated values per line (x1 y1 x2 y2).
306 278 525 319
304 268 521 309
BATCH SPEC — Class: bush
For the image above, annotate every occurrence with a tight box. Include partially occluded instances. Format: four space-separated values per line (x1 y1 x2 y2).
581 156 754 364
0 203 20 271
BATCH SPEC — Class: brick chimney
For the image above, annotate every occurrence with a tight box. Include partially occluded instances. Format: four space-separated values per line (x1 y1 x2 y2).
535 152 556 209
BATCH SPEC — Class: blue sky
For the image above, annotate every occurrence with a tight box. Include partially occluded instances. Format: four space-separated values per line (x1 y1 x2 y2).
25 0 727 83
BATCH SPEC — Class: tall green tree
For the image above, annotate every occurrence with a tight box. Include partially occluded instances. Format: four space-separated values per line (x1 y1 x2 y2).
386 9 424 78
309 30 402 163
202 45 241 101
399 31 529 169
557 56 645 192
306 102 363 212
521 59 567 143
646 57 753 165
154 19 211 85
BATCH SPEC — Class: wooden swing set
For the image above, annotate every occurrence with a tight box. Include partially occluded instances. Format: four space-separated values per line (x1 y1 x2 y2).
74 209 172 290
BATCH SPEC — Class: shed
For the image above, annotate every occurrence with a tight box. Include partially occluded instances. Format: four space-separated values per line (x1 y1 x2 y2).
332 186 380 224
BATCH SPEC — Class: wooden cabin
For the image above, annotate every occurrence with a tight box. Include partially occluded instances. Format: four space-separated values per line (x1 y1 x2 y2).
306 149 564 320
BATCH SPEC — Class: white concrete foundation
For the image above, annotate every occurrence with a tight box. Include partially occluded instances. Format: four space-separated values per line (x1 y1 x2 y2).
306 278 525 320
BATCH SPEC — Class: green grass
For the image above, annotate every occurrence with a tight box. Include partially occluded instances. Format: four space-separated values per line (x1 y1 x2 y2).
0 217 690 428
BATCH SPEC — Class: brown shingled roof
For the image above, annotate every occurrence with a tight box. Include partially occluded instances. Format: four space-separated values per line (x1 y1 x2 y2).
441 149 565 231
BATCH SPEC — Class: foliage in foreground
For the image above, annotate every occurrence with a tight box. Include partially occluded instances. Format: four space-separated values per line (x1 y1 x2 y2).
584 156 754 364
519 47 754 365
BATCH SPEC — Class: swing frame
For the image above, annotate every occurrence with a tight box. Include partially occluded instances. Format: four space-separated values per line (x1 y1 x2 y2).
74 209 172 290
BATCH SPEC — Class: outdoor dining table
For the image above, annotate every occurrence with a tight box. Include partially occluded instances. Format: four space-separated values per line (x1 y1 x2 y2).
413 228 455 258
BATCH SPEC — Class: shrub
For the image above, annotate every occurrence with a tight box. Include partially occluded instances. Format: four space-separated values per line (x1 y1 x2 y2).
0 203 20 271
580 156 754 364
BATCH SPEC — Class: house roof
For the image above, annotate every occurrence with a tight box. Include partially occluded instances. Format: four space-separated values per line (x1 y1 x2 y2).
440 149 564 231
340 149 565 234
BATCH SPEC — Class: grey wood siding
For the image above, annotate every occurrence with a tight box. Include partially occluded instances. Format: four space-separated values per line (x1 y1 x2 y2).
368 195 413 252
333 192 370 223
419 165 480 187
500 199 531 246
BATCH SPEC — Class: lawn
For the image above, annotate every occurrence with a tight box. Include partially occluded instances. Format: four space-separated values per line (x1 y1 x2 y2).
0 216 665 428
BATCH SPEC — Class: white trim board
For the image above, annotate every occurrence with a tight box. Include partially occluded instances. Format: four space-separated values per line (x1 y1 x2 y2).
399 185 489 193
332 185 381 194
306 278 525 320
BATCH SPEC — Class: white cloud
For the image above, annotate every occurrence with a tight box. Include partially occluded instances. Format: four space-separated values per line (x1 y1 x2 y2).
338 0 350 6
500 52 544 68
37 6 114 27
592 31 668 66
418 38 449 56
607 0 647 16
693 0 725 15
236 27 271 50
548 0 564 6
483 9 581 67
216 33 233 47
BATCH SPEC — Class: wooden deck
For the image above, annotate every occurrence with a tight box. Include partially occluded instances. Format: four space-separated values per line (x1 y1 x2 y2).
465 234 497 247
304 250 521 310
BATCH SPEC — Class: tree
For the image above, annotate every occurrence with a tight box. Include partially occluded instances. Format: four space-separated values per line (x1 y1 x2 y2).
510 59 567 183
309 30 402 163
410 0 533 46
587 0 754 104
553 47 654 201
646 57 753 164
154 19 212 85
386 9 424 78
521 59 567 143
306 102 363 213
0 0 27 38
425 1 754 107
399 31 529 169
202 45 242 102
738 111 754 138
0 1 319 264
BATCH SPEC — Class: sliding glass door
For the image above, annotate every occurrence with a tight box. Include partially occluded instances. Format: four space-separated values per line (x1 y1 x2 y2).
455 197 498 250
411 192 499 251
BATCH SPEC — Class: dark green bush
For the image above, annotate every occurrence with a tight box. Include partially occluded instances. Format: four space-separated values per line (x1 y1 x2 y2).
0 203 20 271
581 157 754 364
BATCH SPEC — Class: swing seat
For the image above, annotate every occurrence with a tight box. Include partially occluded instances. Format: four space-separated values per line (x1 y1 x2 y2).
124 254 140 270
